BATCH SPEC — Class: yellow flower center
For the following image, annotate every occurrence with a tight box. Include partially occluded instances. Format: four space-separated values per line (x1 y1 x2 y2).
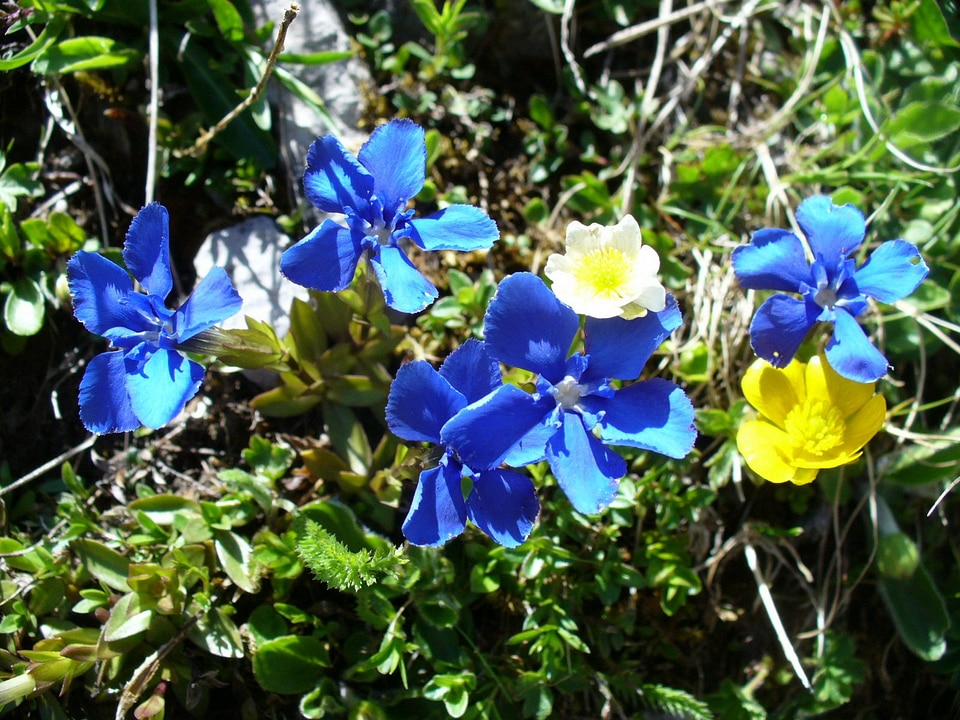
573 247 629 297
783 399 845 456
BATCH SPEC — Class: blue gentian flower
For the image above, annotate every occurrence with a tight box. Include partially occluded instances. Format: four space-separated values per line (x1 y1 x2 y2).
440 273 697 516
281 119 499 314
68 203 242 434
732 195 928 383
386 339 540 547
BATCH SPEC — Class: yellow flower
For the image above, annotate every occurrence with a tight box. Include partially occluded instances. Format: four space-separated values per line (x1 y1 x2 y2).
736 354 886 485
544 214 666 319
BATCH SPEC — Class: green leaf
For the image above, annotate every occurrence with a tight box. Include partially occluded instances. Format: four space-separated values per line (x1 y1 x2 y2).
638 684 713 720
102 593 152 641
287 297 329 365
253 635 330 694
245 605 289 649
31 36 141 75
912 0 960 49
3 276 45 336
214 529 259 594
73 538 130 592
423 672 475 718
188 606 245 658
879 563 950 661
885 101 960 149
0 161 43 211
0 15 69 71
208 0 245 43
243 435 294 482
324 403 373 476
128 494 203 525
0 202 20 261
279 50 355 65
46 212 86 254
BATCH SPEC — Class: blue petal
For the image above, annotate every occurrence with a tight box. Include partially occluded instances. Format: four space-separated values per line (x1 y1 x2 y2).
358 119 426 218
503 409 558 466
280 220 362 292
825 309 890 383
402 460 467 547
749 294 819 368
583 294 682 382
386 360 465 443
67 250 152 338
592 378 696 458
125 346 204 429
408 205 499 251
438 338 501 404
796 195 865 261
467 469 540 547
370 244 438 313
176 267 242 341
483 273 579 383
123 203 173 299
732 229 812 292
546 412 624 515
303 134 375 215
441 384 556 470
853 239 929 304
78 351 140 434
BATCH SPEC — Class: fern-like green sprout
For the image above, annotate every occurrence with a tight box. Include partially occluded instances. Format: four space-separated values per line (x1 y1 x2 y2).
296 519 405 593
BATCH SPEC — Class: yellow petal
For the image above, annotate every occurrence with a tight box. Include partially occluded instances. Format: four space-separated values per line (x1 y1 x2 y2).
818 353 876 418
840 393 887 455
737 419 801 484
741 358 803 428
792 449 862 469
791 467 820 485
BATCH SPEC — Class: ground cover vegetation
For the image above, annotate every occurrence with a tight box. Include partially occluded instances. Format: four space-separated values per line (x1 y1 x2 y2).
2 0 960 717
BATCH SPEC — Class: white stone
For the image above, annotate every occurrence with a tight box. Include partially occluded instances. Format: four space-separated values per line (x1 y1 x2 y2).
193 216 307 337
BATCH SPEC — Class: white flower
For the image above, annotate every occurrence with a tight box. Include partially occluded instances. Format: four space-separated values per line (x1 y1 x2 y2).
544 214 666 319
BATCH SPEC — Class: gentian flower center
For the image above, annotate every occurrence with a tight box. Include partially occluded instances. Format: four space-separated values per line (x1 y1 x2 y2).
365 216 395 246
551 375 586 410
814 284 838 309
783 398 845 456
573 247 630 298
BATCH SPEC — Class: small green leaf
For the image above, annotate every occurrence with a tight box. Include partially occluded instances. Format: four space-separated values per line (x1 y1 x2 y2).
0 15 69 72
208 0 245 42
253 635 330 694
103 593 153 642
128 495 203 525
885 101 960 148
214 529 259 594
243 435 294 481
879 563 950 661
245 605 289 649
279 50 355 65
31 36 140 75
188 606 245 658
4 277 45 336
73 538 131 592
